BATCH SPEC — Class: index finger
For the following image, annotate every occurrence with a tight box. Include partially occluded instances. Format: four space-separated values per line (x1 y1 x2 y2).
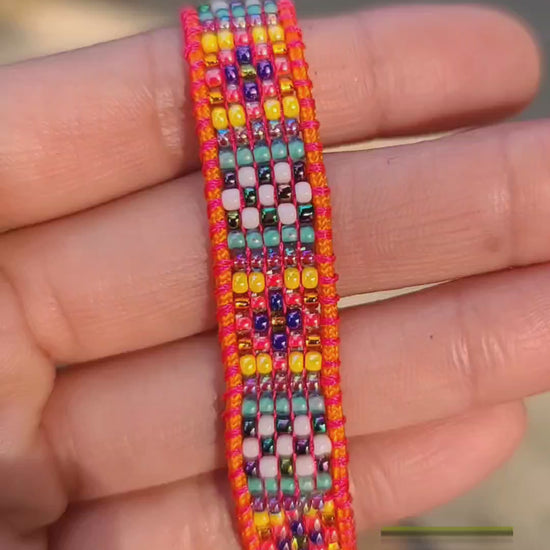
0 4 540 229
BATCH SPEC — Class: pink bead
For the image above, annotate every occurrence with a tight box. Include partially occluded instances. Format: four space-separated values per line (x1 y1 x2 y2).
246 102 262 119
205 68 222 88
285 292 302 307
203 20 216 32
273 355 287 371
236 315 252 332
289 333 304 349
305 311 320 329
219 49 235 65
275 56 290 75
251 295 267 311
255 43 269 59
262 81 277 98
253 334 270 352
267 273 283 288
234 31 249 46
226 85 240 103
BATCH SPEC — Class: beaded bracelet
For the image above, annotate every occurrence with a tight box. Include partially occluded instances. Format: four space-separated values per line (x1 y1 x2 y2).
181 2 356 549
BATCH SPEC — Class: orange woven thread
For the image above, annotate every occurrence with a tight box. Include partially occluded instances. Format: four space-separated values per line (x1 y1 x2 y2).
278 2 357 548
181 8 260 550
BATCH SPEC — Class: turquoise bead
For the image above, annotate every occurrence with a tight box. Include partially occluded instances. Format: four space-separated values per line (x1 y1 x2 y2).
271 140 288 161
198 4 210 13
227 231 245 249
282 225 298 243
259 395 274 414
232 5 246 17
309 395 325 414
199 11 214 22
264 1 278 13
219 151 236 170
289 139 305 160
237 147 253 167
216 8 230 18
300 225 315 244
298 476 314 494
247 5 261 15
263 228 280 247
292 395 308 415
242 398 257 418
265 478 278 495
246 231 263 249
276 396 290 415
254 145 271 164
316 473 332 492
248 477 263 495
281 477 295 495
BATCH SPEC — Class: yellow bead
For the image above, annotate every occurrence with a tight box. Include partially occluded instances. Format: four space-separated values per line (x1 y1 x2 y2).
323 499 335 516
305 351 322 372
302 266 318 289
204 53 218 67
211 107 228 130
217 30 234 50
270 511 285 526
257 353 272 375
272 41 288 56
268 25 285 42
232 271 248 294
249 272 265 293
254 511 270 530
284 267 300 290
280 78 294 95
201 32 219 54
264 99 281 121
240 354 256 376
328 544 340 550
252 26 267 44
289 351 304 374
228 104 246 127
283 95 300 118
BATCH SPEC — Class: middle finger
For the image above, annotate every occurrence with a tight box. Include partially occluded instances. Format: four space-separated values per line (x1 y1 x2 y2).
1 120 549 363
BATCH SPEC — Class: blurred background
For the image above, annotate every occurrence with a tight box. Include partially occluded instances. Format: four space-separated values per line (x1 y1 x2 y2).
1 1 549 549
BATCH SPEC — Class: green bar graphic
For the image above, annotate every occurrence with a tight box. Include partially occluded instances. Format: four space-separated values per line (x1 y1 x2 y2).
381 526 514 537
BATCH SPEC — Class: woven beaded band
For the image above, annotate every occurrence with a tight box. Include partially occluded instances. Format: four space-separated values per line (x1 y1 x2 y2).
181 2 356 548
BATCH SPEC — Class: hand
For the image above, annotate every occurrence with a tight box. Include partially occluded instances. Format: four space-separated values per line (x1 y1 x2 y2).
0 4 544 549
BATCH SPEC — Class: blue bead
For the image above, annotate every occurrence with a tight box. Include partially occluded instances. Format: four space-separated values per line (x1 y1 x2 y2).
243 81 259 102
272 333 287 351
254 314 269 332
257 60 273 80
224 65 238 84
236 46 252 65
286 309 302 330
270 292 283 311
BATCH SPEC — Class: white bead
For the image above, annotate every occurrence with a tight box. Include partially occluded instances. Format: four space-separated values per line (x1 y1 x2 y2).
242 207 260 229
274 162 291 184
295 181 312 203
313 434 332 457
277 434 293 457
278 203 297 225
259 185 275 206
239 167 257 188
295 455 315 477
258 415 275 437
243 437 260 460
259 456 278 478
293 415 311 437
211 1 229 13
221 188 240 211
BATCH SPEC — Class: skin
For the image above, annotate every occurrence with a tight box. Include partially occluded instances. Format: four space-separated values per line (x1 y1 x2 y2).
0 3 547 549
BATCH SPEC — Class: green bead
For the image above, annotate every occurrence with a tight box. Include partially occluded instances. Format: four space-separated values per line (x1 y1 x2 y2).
248 477 263 495
271 140 288 161
220 151 236 170
289 139 305 160
227 231 245 249
198 4 210 13
300 225 315 244
262 207 278 227
281 477 296 495
276 396 290 415
263 228 280 247
265 478 278 495
308 395 325 414
316 473 333 492
282 225 298 243
247 4 261 15
243 187 257 207
246 231 263 249
259 395 274 414
237 147 253 167
254 145 271 164
242 398 257 418
298 476 314 494
280 457 294 476
292 395 308 415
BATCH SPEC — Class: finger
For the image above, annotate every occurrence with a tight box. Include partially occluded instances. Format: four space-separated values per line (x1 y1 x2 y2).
0 528 45 550
49 402 525 550
0 5 540 229
43 263 550 500
3 119 550 364
0 274 66 532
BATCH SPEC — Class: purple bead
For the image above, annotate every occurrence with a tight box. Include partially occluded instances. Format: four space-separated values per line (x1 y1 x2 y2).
244 377 257 395
291 521 306 537
317 456 330 473
286 309 302 330
286 118 300 136
236 46 252 65
278 539 292 550
268 497 281 513
270 292 284 311
225 65 238 84
257 60 274 80
283 496 296 510
245 460 259 476
311 494 324 509
254 314 269 332
272 332 287 351
310 531 324 545
295 438 310 455
243 82 259 102
252 495 266 511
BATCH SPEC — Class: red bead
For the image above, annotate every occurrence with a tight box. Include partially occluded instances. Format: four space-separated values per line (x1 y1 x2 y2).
246 102 262 120
253 334 270 352
267 273 283 288
205 68 222 88
219 49 235 65
324 526 339 543
234 31 250 46
285 292 302 307
226 85 241 103
255 43 269 59
236 315 252 332
261 541 276 550
251 254 264 270
274 56 290 75
251 295 267 311
262 81 277 98
273 355 287 371
267 254 282 269
304 311 320 329
289 333 304 349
